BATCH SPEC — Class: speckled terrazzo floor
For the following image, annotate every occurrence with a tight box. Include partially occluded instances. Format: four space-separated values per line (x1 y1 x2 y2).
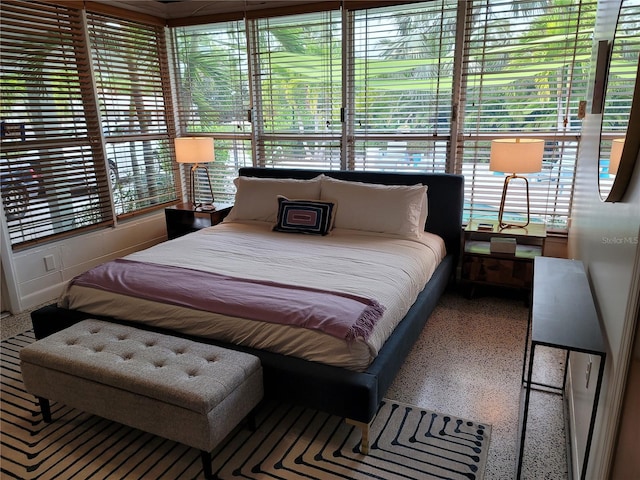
2 290 567 479
1 300 53 341
387 290 568 480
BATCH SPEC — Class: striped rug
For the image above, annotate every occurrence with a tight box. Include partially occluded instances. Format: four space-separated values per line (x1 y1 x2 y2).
1 331 491 480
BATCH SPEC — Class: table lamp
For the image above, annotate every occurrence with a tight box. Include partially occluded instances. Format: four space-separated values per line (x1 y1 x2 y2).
490 138 544 229
174 137 215 210
608 138 625 175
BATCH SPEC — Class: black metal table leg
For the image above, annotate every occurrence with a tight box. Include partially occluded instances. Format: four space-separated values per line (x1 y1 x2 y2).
517 342 536 479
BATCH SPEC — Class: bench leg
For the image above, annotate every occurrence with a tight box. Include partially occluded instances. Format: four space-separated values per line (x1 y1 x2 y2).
200 450 213 480
38 397 52 423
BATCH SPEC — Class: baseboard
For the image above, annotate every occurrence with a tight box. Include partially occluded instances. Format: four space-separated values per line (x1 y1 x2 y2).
564 352 599 479
20 281 66 312
565 364 578 480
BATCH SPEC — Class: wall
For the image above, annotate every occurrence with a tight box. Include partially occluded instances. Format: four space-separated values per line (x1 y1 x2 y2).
545 235 569 259
0 212 167 313
568 43 640 480
610 317 640 479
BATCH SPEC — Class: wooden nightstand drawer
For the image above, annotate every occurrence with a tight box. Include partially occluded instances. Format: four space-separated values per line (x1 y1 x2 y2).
462 255 534 289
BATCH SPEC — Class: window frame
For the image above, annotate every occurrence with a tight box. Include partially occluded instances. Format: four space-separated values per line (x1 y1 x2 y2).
87 10 180 218
170 0 596 232
456 0 597 231
0 1 184 250
0 0 113 249
171 19 254 203
1 0 611 248
345 1 457 174
248 9 344 170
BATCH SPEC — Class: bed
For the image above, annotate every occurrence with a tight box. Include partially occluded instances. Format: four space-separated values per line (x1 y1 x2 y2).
31 167 464 445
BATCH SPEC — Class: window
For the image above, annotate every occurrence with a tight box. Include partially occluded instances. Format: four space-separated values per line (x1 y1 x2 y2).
347 1 457 172
171 1 595 231
173 20 252 202
0 0 112 248
249 10 343 169
459 0 596 230
87 11 178 216
0 1 181 249
0 1 606 247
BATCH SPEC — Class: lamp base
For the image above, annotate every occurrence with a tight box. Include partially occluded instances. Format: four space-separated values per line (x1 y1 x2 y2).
498 174 531 230
189 163 215 209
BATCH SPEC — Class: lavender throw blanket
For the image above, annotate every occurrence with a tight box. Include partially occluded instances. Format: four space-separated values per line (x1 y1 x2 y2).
71 259 385 342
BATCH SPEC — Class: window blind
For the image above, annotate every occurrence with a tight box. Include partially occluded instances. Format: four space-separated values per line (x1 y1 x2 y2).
459 0 596 230
0 0 112 248
249 10 343 169
173 21 250 135
347 1 457 172
172 20 252 202
87 11 178 217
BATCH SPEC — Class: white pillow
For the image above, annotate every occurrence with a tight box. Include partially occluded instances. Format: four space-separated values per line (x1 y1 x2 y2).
320 176 428 238
419 189 429 229
225 176 322 223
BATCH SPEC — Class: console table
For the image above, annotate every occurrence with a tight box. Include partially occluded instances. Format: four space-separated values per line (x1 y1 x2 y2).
517 257 606 479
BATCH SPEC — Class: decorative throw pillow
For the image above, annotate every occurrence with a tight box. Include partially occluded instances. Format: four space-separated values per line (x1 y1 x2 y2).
273 197 336 236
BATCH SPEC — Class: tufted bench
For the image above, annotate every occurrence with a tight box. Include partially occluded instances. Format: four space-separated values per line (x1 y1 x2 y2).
19 319 263 479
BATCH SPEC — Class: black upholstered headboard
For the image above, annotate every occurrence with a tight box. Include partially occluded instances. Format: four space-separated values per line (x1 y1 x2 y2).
238 167 464 261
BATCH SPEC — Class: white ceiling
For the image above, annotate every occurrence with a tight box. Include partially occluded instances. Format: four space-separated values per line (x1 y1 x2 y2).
92 1 319 20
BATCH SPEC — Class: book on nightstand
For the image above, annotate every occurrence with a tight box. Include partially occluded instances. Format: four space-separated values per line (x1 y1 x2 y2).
476 222 495 231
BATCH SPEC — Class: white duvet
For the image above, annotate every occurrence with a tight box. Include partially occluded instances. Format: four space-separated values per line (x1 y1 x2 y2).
59 221 445 371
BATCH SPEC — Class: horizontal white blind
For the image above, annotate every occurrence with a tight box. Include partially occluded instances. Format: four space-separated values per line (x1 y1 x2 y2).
172 21 253 201
459 0 596 230
102 138 176 214
0 0 113 248
462 0 596 133
350 1 456 136
173 21 250 135
352 138 450 172
348 1 456 172
192 138 253 205
250 10 342 168
258 138 342 169
458 137 578 227
88 11 178 216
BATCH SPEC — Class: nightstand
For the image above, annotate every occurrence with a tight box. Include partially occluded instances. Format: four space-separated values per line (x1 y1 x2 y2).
165 203 233 240
460 219 546 297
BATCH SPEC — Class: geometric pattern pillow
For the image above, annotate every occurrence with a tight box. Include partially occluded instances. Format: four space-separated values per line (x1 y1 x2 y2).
273 197 335 236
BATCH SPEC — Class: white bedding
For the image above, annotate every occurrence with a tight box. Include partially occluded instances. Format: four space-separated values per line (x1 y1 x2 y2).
59 221 445 371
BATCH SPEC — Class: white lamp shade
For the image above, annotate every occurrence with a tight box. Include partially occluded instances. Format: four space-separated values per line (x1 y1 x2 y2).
174 137 215 164
490 138 545 174
608 138 625 175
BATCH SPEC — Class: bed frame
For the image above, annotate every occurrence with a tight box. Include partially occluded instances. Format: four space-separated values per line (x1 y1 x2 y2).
31 168 464 450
